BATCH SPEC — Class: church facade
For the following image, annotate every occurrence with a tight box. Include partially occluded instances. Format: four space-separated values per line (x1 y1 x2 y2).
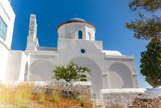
0 0 138 99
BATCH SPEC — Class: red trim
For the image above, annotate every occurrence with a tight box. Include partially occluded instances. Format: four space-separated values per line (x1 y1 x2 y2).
57 20 96 31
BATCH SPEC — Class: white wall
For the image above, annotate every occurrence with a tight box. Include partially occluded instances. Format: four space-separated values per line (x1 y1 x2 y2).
58 23 95 40
4 51 27 81
0 44 9 81
19 52 27 81
0 0 15 48
57 38 106 67
70 56 103 99
85 26 95 40
109 62 133 88
104 57 138 88
0 0 15 81
28 59 55 81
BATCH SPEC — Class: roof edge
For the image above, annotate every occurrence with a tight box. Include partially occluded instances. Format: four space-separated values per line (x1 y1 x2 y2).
57 20 96 31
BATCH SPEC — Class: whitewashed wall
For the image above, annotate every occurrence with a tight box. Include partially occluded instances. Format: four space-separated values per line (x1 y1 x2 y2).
104 57 138 88
0 44 9 81
4 51 27 81
70 56 103 99
58 23 95 40
0 0 15 81
0 0 15 48
26 37 138 99
28 59 55 81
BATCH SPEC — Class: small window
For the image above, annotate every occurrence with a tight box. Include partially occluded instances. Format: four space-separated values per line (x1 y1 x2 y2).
78 31 82 39
81 49 85 53
0 17 7 41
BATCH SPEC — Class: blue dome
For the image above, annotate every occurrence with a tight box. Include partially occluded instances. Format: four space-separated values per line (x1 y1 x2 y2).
69 18 85 22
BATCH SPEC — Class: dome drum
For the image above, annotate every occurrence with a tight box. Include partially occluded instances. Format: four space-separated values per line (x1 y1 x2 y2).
58 18 95 41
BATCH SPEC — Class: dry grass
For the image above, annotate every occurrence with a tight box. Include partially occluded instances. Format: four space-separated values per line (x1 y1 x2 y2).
0 83 33 108
0 83 93 108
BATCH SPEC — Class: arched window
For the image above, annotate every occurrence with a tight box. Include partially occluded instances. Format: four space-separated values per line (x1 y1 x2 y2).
78 31 82 39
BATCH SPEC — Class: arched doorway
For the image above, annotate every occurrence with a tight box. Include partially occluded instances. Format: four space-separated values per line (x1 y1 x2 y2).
109 62 133 88
28 59 54 81
70 56 103 99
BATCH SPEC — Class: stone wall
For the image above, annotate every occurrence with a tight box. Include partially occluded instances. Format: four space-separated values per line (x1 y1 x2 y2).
0 81 91 95
1 81 161 107
32 81 91 97
130 96 161 108
100 88 161 108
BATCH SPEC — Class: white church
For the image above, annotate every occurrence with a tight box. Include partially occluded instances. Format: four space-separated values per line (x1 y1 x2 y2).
0 0 138 99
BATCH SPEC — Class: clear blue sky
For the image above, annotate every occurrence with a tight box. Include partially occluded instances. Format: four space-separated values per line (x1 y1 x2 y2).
10 0 152 88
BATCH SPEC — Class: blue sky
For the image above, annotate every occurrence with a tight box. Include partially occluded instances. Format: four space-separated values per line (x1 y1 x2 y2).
11 0 152 88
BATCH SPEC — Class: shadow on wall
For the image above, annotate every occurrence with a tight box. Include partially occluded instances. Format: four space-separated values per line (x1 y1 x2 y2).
28 59 55 81
109 62 133 88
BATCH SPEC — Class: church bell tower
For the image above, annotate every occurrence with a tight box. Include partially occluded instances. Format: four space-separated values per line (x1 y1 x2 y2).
26 14 38 51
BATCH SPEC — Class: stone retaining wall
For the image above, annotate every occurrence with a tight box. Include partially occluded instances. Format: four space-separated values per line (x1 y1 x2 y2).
2 81 161 107
100 88 161 108
0 81 91 95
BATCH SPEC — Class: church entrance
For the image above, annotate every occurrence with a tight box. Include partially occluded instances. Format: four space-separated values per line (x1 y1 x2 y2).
69 56 103 99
